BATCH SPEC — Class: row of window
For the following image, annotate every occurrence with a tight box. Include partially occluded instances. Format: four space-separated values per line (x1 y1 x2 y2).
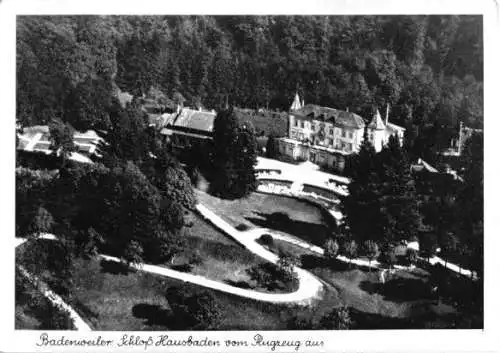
293 119 354 139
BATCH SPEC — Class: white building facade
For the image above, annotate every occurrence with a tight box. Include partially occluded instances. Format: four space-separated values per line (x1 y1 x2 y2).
277 94 405 172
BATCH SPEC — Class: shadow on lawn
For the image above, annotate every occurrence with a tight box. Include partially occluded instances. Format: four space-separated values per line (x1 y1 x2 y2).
224 279 255 289
132 303 171 327
359 277 434 303
299 254 358 272
350 308 416 329
170 264 193 273
100 260 134 275
246 212 331 246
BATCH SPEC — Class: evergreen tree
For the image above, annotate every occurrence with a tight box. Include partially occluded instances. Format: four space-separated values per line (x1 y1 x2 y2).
340 239 358 268
378 134 420 243
342 128 384 242
210 108 257 199
363 240 380 270
324 238 340 261
265 134 277 158
48 119 75 163
381 243 397 270
102 99 149 163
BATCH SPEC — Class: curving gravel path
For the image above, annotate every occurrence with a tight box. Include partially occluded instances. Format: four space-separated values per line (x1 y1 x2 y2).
241 226 477 279
16 206 326 307
16 235 91 331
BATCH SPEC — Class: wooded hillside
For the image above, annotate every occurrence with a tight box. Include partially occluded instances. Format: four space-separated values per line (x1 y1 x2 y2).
17 15 483 150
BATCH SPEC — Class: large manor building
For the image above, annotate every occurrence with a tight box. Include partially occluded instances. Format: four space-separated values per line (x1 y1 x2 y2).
277 93 405 172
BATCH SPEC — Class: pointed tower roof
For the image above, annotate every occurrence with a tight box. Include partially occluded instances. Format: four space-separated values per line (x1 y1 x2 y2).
368 109 386 130
290 92 302 111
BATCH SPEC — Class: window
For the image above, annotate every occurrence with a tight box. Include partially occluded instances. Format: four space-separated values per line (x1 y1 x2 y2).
329 128 334 135
348 131 353 139
311 123 316 131
294 119 299 127
341 130 346 138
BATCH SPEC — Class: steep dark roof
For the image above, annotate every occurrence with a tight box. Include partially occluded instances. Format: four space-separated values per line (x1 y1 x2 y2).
368 110 386 130
291 104 365 129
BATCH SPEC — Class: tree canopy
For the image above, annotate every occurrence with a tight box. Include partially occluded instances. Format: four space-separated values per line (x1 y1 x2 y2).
18 15 483 151
210 108 258 199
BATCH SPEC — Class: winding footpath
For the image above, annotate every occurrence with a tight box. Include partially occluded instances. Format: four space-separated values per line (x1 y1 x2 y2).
15 204 325 315
16 235 92 331
15 199 475 332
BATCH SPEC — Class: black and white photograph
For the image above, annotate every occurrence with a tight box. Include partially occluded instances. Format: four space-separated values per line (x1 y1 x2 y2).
1 0 498 351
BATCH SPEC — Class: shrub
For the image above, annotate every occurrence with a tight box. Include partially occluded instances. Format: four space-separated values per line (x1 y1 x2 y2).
258 234 274 247
340 239 357 267
168 290 222 330
406 248 418 266
380 244 397 269
277 254 300 278
247 264 275 290
246 262 298 292
236 223 249 231
122 240 144 266
319 306 353 330
324 238 339 260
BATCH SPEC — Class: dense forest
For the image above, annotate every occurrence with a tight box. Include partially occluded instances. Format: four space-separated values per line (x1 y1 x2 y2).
17 15 483 153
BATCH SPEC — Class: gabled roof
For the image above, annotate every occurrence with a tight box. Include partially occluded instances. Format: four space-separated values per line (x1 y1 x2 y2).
291 104 365 129
368 109 386 130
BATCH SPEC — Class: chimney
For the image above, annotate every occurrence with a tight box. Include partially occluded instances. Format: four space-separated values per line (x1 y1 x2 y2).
385 103 390 125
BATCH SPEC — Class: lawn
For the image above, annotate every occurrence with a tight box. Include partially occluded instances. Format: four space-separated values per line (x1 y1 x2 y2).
297 252 483 328
16 235 302 330
66 256 322 330
196 190 335 246
166 213 297 293
259 232 482 329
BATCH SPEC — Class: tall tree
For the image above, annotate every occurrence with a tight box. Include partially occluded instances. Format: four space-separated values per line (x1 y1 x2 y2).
343 128 384 242
102 99 149 163
48 119 75 163
378 134 420 243
210 108 258 199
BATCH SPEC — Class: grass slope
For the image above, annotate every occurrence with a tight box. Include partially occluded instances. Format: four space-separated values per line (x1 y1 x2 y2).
196 190 334 246
168 213 298 293
70 256 321 330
